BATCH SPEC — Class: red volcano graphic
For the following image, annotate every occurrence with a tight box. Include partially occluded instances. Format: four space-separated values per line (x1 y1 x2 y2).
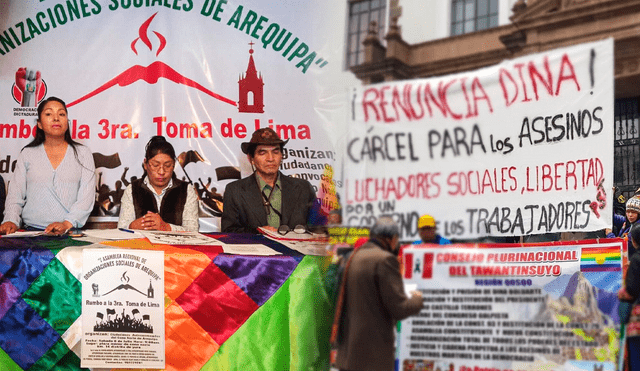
67 61 236 107
67 13 236 108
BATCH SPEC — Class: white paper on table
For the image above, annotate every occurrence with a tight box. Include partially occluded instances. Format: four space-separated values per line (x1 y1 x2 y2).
140 230 223 245
83 229 144 240
81 248 165 368
222 244 281 256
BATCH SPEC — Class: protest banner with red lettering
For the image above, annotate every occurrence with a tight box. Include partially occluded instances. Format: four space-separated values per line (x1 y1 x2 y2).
343 39 614 239
398 240 623 371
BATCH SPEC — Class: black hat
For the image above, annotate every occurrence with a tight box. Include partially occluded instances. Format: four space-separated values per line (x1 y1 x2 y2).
241 128 289 154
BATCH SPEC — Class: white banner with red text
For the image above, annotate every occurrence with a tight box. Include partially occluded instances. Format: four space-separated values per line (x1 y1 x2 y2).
344 39 614 239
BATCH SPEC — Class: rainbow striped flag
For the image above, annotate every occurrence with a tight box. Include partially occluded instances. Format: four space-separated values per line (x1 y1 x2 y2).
580 245 622 272
0 234 332 371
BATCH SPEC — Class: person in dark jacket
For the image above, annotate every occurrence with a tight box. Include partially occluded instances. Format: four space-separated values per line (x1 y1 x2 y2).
333 217 423 371
221 128 316 233
117 136 198 231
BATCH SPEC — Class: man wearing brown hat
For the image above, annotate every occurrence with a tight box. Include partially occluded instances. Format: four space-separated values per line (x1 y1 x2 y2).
221 128 317 233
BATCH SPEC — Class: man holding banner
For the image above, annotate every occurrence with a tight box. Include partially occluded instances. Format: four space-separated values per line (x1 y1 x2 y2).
221 128 317 233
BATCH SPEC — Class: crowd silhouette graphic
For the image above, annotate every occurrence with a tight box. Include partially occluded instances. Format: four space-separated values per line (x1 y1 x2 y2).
94 308 153 333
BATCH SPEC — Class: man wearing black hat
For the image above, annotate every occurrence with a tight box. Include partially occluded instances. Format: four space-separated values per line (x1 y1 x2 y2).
221 128 317 233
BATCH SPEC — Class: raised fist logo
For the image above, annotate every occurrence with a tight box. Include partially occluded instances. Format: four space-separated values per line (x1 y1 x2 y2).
15 67 43 107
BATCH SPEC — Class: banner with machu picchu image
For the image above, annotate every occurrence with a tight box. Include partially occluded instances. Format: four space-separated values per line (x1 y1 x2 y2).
398 239 624 371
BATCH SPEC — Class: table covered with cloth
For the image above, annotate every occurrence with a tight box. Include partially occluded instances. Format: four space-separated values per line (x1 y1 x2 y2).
0 233 333 371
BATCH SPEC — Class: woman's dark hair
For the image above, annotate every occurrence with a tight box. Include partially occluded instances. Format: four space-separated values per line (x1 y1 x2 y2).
25 97 79 150
144 136 176 161
23 97 87 169
142 136 176 179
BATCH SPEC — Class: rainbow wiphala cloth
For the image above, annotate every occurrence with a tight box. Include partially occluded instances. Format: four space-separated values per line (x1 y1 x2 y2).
0 234 332 370
580 245 622 272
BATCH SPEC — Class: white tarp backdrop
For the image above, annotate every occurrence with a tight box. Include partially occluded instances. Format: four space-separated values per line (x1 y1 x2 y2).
0 0 352 231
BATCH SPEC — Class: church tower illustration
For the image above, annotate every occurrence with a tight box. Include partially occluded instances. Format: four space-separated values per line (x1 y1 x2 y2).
238 42 264 113
147 280 154 298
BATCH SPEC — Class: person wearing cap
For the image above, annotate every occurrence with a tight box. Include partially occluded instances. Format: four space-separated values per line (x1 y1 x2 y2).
221 128 316 233
413 214 451 245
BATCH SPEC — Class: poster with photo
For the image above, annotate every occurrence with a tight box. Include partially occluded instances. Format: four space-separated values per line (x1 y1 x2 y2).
81 249 165 369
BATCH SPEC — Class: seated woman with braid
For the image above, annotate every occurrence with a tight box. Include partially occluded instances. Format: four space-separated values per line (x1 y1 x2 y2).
117 136 199 231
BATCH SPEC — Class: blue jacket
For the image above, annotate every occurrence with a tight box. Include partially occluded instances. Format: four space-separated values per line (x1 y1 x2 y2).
607 213 638 257
413 234 451 245
607 213 632 238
